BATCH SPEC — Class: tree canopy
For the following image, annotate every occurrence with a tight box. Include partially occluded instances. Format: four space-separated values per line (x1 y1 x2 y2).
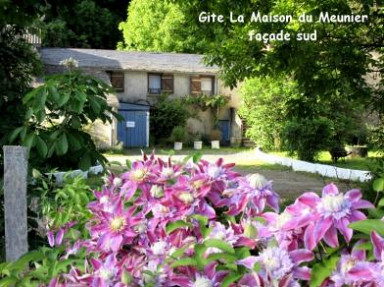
167 0 383 159
118 0 211 53
42 0 130 49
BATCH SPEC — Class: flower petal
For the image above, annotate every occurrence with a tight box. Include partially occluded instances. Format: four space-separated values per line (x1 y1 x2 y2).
345 189 361 202
293 266 311 280
237 256 258 269
297 192 320 208
337 218 353 242
351 200 374 210
47 231 55 247
371 231 384 260
290 250 314 264
55 228 64 245
323 226 339 248
304 224 316 250
322 183 339 196
314 217 333 245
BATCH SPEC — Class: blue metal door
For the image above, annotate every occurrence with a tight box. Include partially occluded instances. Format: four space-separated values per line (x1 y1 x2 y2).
219 120 230 145
118 104 150 147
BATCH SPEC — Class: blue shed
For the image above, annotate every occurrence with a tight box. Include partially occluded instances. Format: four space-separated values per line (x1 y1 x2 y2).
117 103 150 148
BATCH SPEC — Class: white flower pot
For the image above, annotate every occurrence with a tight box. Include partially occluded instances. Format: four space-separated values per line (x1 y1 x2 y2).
211 140 220 149
194 141 203 150
174 142 183 150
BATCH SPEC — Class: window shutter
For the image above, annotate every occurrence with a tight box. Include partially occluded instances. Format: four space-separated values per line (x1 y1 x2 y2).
109 72 124 92
161 74 173 93
190 76 201 95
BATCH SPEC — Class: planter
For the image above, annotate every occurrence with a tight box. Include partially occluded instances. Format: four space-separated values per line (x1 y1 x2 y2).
174 142 183 151
194 141 203 150
211 140 220 149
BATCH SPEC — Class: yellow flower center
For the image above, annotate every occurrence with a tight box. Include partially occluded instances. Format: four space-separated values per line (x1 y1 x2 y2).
179 192 194 204
192 180 204 189
130 169 147 181
323 194 345 213
110 216 126 232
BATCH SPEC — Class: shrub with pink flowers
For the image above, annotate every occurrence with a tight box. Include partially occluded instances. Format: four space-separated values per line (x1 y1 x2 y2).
1 154 384 287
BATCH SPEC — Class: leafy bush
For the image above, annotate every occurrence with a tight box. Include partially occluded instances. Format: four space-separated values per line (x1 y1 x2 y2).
171 126 186 142
10 58 122 171
2 154 384 286
239 76 296 150
150 95 190 144
240 76 370 156
281 117 334 161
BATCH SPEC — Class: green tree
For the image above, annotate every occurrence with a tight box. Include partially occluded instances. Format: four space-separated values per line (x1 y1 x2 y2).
11 60 122 171
118 0 211 53
42 0 129 49
169 0 383 159
239 76 296 150
0 0 45 172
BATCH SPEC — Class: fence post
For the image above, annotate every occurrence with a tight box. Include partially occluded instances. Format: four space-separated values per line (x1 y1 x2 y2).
3 146 28 261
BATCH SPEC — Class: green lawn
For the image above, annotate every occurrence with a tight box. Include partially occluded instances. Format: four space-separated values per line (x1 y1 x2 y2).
269 150 381 171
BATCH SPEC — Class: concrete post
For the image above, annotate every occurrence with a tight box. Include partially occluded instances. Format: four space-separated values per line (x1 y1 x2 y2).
3 146 28 261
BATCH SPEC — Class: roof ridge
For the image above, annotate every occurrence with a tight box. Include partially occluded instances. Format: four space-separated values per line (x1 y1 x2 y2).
40 48 206 57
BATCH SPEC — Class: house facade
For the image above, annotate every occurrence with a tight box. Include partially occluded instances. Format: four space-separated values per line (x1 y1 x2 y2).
40 48 243 148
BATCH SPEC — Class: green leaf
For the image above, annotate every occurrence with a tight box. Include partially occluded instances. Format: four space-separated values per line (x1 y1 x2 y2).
67 133 82 151
35 136 48 158
349 219 384 237
378 198 384 207
373 178 384 193
57 92 70 107
310 255 339 287
32 169 42 179
354 242 373 251
204 239 235 254
192 152 203 163
126 159 132 169
166 220 191 234
8 250 44 272
70 117 81 129
169 246 189 260
56 133 68 155
8 127 24 142
48 86 60 102
194 244 207 270
170 258 197 268
191 214 208 226
205 252 237 264
0 276 19 286
79 153 91 171
221 272 242 287
23 133 36 150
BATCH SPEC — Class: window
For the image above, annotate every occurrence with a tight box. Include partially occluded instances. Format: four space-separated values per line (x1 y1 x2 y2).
190 76 214 95
108 71 124 92
148 73 174 94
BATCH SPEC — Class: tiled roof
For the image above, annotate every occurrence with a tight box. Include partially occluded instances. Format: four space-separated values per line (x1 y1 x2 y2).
40 48 219 74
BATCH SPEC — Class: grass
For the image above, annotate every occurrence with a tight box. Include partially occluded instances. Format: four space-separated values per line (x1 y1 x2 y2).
269 150 381 171
103 146 253 157
234 162 291 172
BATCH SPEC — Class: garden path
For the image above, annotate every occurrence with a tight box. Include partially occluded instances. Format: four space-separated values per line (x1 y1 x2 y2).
106 150 353 199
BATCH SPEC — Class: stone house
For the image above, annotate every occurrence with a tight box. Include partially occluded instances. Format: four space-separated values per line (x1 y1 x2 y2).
40 48 243 148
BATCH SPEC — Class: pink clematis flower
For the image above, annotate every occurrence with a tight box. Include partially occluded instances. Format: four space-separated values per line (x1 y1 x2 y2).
170 262 228 287
347 232 384 286
89 201 142 252
237 246 313 284
330 240 367 287
291 183 373 250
